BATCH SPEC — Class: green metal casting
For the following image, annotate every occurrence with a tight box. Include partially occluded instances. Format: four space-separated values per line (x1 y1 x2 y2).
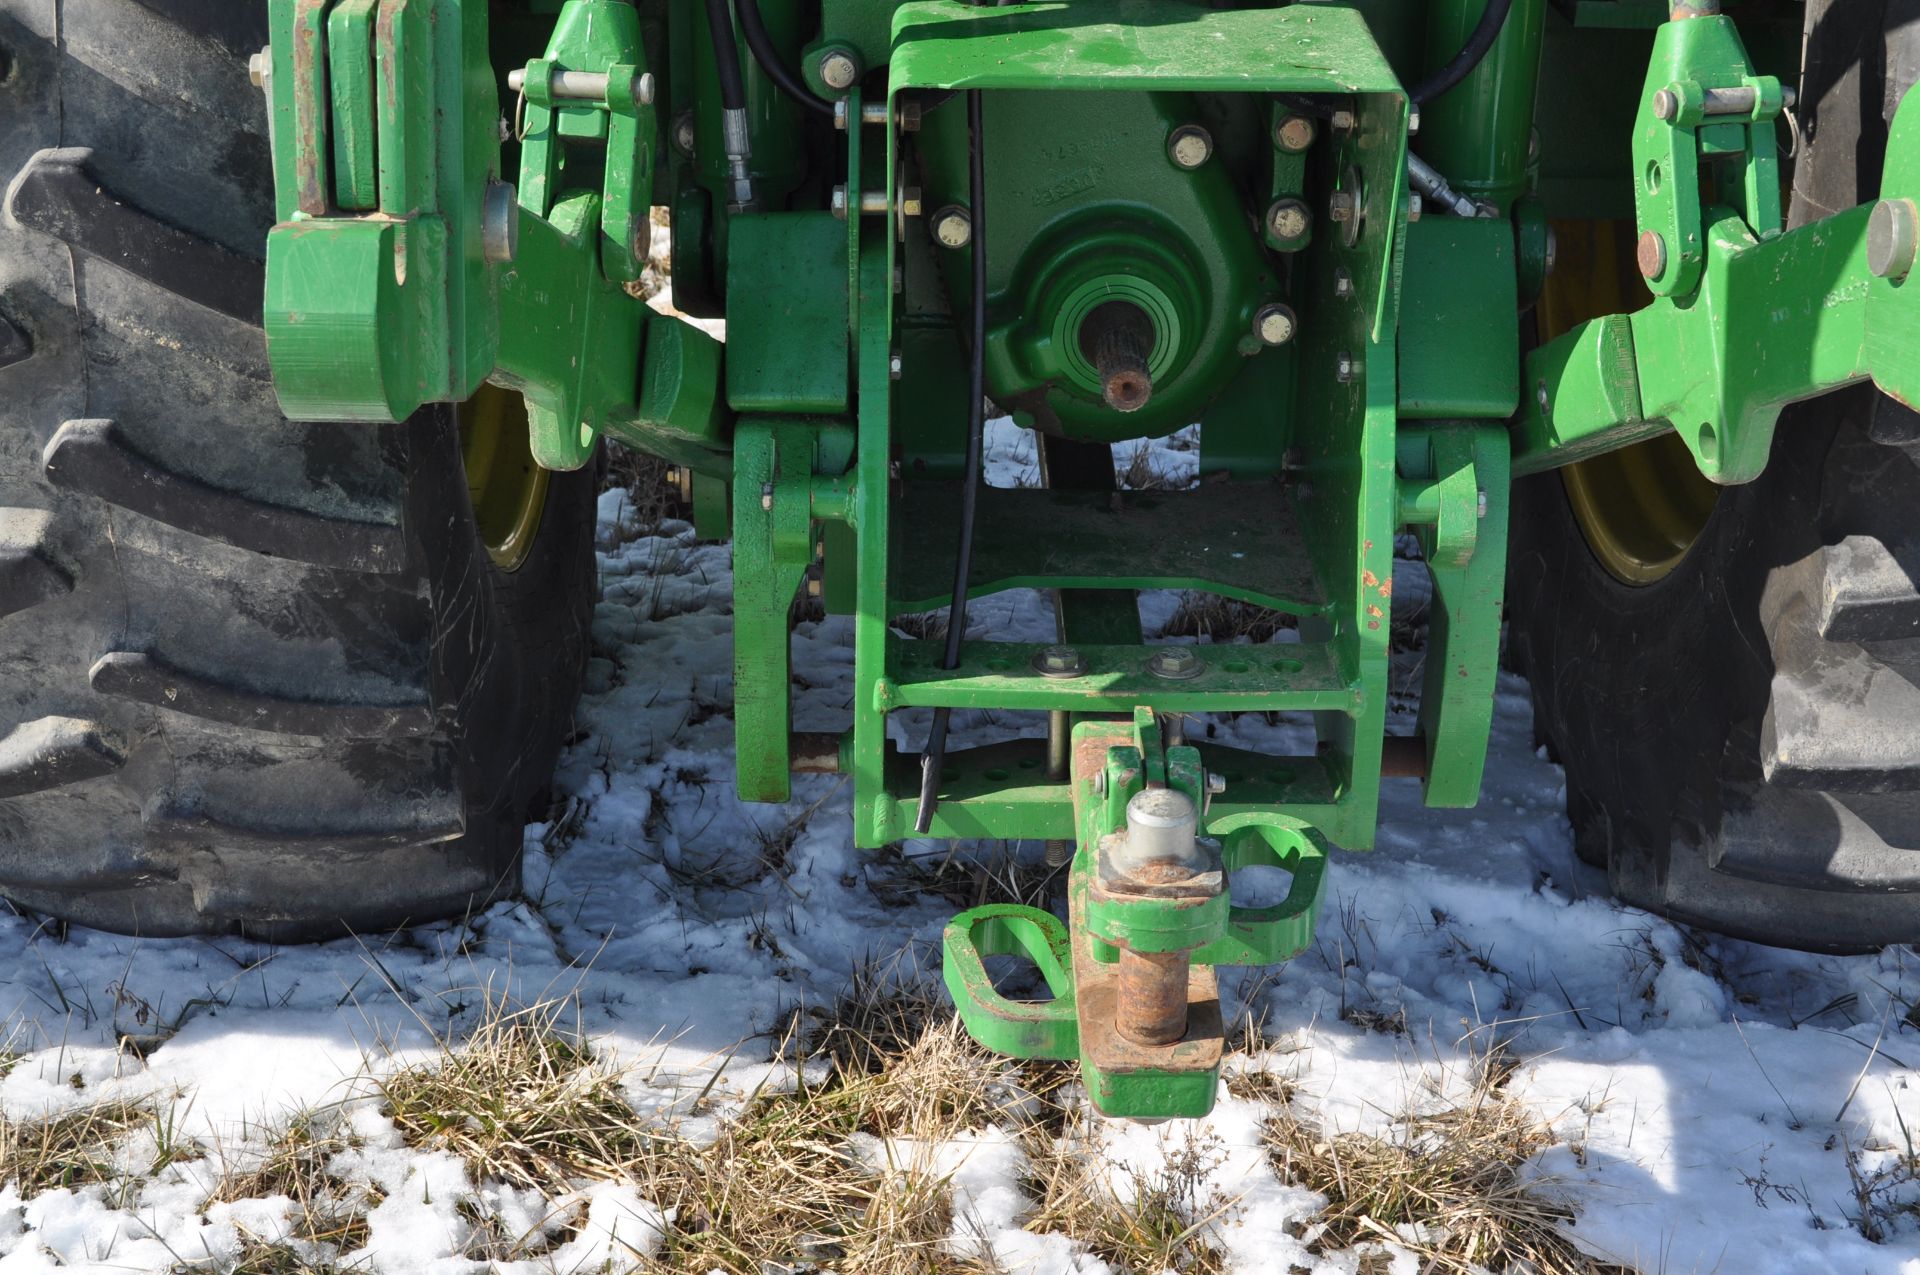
255 0 1919 1118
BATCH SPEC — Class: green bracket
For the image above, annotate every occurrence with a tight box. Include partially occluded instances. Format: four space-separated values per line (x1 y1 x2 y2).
731 420 819 802
1399 426 1510 807
1631 13 1785 299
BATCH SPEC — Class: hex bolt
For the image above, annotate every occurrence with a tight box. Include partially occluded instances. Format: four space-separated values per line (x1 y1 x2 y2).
1167 124 1214 170
818 50 860 91
1328 190 1357 224
1636 229 1668 279
1333 267 1355 299
482 181 520 264
1330 108 1358 136
898 186 924 218
1335 350 1360 384
1146 646 1204 681
1868 198 1919 281
1031 644 1086 678
833 99 850 131
1408 105 1422 136
831 185 850 219
1267 198 1311 243
889 350 903 381
1274 114 1316 153
931 205 972 249
248 49 270 88
672 112 696 158
1253 302 1297 347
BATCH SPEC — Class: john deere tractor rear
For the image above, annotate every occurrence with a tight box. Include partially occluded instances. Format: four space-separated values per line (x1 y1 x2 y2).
1 0 1916 1116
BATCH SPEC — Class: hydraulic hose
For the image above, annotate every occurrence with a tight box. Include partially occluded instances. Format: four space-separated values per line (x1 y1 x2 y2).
914 88 988 835
1408 0 1515 106
702 0 757 209
735 0 834 117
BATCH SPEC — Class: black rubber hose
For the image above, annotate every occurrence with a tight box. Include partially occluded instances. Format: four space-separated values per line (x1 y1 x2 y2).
914 89 988 835
735 0 834 117
703 0 748 112
1408 0 1515 106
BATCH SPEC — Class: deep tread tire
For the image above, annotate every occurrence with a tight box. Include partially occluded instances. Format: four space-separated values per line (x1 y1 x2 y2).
0 0 598 938
1508 1 1920 952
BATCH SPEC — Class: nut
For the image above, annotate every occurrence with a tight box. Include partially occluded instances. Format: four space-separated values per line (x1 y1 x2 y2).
1167 124 1213 169
898 185 924 218
1333 267 1355 299
831 184 850 219
818 50 860 91
1335 350 1360 384
1032 645 1086 678
1253 303 1297 347
931 205 971 248
1328 190 1357 224
1146 647 1204 681
672 112 696 157
1330 108 1358 135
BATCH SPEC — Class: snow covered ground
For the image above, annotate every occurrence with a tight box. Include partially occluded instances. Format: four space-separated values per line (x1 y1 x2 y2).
3 420 1920 1273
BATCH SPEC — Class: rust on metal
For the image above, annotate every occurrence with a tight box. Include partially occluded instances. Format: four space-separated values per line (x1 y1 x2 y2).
1115 948 1189 1045
292 0 331 215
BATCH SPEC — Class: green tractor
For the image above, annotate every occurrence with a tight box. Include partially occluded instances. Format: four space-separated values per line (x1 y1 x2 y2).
1 0 1916 1118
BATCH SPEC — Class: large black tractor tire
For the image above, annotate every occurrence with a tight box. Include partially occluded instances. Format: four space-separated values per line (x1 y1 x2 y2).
0 1 599 938
1509 1 1920 951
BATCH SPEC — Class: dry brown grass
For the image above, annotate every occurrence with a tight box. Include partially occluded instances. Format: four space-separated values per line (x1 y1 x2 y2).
372 986 1040 1273
1261 1049 1616 1275
1161 594 1297 645
0 1090 188 1197
1020 1121 1229 1274
209 1108 379 1253
378 998 650 1194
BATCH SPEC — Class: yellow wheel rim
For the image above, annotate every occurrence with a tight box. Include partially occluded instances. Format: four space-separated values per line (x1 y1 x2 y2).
459 384 549 573
1542 221 1718 586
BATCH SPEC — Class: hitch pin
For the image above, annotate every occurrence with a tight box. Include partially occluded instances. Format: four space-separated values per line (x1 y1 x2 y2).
507 67 656 107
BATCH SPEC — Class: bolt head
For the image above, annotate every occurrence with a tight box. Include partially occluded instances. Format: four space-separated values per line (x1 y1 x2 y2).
1536 380 1550 411
1146 646 1204 681
898 185 924 218
819 51 860 90
1652 88 1678 122
1275 114 1316 153
1205 772 1227 795
931 206 971 249
1476 489 1489 519
831 185 850 219
1868 198 1919 281
1254 303 1297 347
1032 645 1087 678
1408 105 1422 136
1333 267 1354 299
1407 193 1423 223
1328 190 1356 224
1330 108 1358 135
248 50 270 88
1335 351 1359 384
1167 124 1214 169
889 351 903 381
1636 229 1668 279
672 113 696 157
1268 198 1311 242
633 72 656 105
